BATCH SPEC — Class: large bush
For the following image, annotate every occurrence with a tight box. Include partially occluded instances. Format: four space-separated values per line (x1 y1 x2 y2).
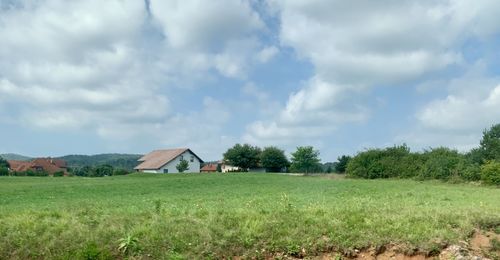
346 145 421 179
480 161 500 185
113 169 130 176
418 148 467 180
0 157 9 169
53 171 64 177
93 164 113 177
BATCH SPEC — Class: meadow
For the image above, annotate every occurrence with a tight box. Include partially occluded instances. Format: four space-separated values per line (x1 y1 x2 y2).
0 173 499 259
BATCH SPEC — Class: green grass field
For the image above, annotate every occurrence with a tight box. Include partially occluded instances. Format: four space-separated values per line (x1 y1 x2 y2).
0 173 499 259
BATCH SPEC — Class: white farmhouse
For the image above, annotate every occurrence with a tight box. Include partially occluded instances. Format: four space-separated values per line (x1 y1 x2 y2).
134 148 203 173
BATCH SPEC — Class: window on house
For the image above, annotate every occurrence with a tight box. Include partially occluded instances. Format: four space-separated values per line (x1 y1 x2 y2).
163 169 168 173
190 155 194 162
180 155 184 161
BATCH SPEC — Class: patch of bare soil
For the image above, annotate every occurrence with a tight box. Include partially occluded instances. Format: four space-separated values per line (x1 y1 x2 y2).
468 230 500 259
266 230 499 260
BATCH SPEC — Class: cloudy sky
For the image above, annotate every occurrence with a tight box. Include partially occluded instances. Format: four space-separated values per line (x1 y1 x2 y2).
1 0 500 161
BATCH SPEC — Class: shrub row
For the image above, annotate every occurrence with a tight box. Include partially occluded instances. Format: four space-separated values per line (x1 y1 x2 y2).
346 145 498 184
0 169 66 177
0 166 131 178
72 165 131 177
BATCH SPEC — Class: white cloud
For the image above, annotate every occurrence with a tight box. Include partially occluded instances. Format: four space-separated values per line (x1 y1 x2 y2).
150 0 263 50
149 0 267 78
245 0 500 146
256 46 279 63
418 85 500 132
0 0 268 151
398 62 500 151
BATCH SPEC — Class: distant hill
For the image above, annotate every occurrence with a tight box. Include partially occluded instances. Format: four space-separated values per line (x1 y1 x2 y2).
1 153 142 170
0 153 32 161
58 154 142 170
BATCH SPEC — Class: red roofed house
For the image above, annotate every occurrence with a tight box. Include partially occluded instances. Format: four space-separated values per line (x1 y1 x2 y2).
8 158 68 175
200 163 218 173
134 148 203 173
7 160 33 172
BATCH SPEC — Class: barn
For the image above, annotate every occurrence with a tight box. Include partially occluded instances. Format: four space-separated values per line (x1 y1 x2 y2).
134 148 203 173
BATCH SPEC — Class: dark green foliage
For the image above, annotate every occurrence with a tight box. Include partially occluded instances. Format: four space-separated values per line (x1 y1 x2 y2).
53 171 64 177
322 162 336 173
465 148 483 165
0 167 8 176
216 164 222 172
347 145 422 179
418 147 466 180
347 145 482 182
73 165 116 177
93 165 114 177
290 146 321 174
74 166 94 177
0 157 9 168
460 164 482 182
9 170 49 177
260 146 289 172
334 155 351 173
479 124 500 162
481 161 500 185
113 169 129 176
223 144 262 170
176 159 189 173
11 171 26 176
58 154 142 171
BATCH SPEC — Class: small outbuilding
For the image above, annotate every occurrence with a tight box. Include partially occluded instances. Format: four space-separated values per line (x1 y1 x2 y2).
134 148 203 173
200 163 218 173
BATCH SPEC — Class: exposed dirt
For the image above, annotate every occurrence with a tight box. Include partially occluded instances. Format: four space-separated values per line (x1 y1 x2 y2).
263 230 500 260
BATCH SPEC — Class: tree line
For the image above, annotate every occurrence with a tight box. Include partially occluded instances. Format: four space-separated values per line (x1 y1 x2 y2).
222 144 324 173
0 161 132 178
221 123 500 185
345 124 500 185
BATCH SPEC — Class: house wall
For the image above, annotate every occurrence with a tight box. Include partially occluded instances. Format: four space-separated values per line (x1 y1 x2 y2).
221 164 240 173
145 151 201 173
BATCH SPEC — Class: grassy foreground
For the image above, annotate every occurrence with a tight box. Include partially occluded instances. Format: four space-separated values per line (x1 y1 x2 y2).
0 174 499 259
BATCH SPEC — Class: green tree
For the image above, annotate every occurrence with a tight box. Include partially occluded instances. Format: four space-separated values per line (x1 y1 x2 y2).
0 167 8 176
335 155 351 173
260 146 289 172
479 123 500 162
0 157 9 169
290 146 321 174
74 166 93 177
93 164 114 177
176 159 189 173
216 163 222 173
113 169 130 176
480 161 500 185
223 144 262 171
465 148 483 165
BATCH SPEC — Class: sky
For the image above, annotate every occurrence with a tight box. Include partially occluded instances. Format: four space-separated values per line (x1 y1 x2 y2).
1 0 500 161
